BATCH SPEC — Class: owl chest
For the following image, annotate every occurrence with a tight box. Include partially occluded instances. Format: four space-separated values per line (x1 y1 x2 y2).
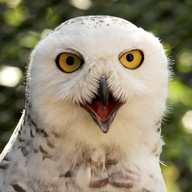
44 152 162 192
43 158 133 192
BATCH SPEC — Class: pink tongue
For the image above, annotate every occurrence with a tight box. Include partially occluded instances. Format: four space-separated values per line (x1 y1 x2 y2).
95 101 109 121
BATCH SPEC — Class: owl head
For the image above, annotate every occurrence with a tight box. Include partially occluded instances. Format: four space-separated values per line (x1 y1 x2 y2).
27 16 169 137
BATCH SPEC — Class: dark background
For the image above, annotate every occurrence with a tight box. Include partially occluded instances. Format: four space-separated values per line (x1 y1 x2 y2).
0 0 192 191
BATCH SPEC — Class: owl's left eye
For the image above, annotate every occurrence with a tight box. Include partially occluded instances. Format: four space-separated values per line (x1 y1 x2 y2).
56 53 83 73
119 50 144 69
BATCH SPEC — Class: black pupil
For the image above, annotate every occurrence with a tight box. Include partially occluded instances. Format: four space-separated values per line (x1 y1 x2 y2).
126 54 134 62
66 56 75 65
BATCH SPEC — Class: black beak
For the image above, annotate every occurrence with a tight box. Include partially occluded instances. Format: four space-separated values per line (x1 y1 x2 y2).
98 75 109 107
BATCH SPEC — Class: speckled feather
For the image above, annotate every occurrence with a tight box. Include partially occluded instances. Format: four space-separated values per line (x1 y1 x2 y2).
0 16 168 192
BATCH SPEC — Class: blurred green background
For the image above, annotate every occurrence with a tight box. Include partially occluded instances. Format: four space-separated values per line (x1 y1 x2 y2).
0 0 192 191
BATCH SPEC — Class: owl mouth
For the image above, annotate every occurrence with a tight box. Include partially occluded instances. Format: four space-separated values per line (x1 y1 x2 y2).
81 75 124 133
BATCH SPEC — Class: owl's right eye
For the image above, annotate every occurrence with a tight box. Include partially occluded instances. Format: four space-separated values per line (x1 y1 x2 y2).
56 53 83 73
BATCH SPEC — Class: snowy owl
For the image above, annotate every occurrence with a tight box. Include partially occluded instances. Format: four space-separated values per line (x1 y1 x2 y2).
0 16 169 192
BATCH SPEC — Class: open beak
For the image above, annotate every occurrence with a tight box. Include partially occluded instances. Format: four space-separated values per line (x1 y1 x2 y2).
81 75 124 133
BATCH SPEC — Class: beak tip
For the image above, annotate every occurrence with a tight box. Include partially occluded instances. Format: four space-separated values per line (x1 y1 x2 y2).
97 120 111 134
101 130 109 134
101 101 107 108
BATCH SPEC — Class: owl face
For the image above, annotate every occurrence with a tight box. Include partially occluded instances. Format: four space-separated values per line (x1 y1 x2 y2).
28 16 168 134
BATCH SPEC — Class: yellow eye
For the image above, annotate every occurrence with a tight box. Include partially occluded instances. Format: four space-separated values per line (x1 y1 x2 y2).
56 53 83 73
119 50 144 69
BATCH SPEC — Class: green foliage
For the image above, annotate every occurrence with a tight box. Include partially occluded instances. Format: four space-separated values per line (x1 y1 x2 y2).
0 0 192 191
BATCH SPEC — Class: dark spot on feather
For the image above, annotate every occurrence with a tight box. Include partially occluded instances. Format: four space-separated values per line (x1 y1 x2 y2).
12 184 26 192
52 131 60 138
33 148 38 153
149 174 153 178
106 159 118 167
155 120 161 126
3 155 10 161
91 159 103 169
21 146 30 156
151 145 158 154
42 155 53 161
36 128 40 133
46 141 55 148
59 174 65 178
0 162 9 169
40 129 48 137
109 181 133 189
31 119 37 128
89 178 109 188
30 129 34 138
157 127 161 132
149 174 158 183
28 114 31 120
59 171 71 178
19 138 25 142
39 145 53 160
39 145 49 155
65 171 71 177
141 189 152 192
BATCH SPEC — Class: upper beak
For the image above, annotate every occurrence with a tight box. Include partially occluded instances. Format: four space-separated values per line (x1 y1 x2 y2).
98 74 109 107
